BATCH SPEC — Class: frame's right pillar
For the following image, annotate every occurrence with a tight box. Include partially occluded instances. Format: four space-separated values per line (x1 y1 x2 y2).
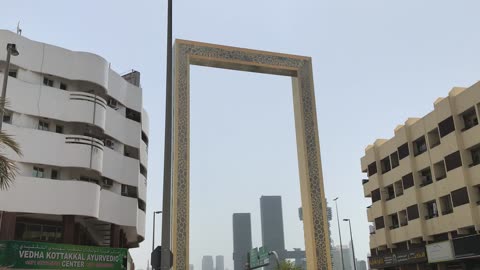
292 60 332 270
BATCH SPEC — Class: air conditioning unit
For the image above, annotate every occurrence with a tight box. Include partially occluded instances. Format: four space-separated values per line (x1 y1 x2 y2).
108 98 118 108
102 178 113 187
105 139 114 149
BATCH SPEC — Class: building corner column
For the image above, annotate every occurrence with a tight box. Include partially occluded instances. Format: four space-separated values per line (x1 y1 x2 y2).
63 215 75 244
0 211 16 240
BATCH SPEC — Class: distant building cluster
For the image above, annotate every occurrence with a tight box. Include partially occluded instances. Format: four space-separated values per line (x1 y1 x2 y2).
200 255 224 270
232 196 306 270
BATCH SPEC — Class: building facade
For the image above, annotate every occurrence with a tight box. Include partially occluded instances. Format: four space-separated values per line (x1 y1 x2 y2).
232 213 252 270
202 256 214 270
0 30 148 248
216 255 224 270
260 195 286 269
362 83 480 269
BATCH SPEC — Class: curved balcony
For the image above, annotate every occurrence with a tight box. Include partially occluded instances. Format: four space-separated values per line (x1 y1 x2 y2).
99 190 138 228
66 92 107 128
4 75 107 130
0 176 101 217
0 30 109 90
102 147 139 186
5 126 104 173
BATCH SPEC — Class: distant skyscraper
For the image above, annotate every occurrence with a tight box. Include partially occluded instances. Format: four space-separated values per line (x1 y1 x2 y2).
215 255 224 270
190 264 194 270
232 213 252 270
357 260 367 270
260 196 286 251
260 196 286 269
202 256 214 270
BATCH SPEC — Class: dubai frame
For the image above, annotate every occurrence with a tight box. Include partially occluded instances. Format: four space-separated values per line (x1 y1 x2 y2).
170 39 332 270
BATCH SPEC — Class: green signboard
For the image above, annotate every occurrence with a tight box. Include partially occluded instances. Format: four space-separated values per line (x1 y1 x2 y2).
249 246 269 269
0 241 127 269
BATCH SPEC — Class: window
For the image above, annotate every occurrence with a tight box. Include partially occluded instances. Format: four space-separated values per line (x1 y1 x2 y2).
402 173 415 190
388 213 399 230
2 113 11 124
438 116 455 137
43 77 54 87
440 195 453 215
121 184 138 198
38 120 49 131
55 125 63 134
375 217 385 230
407 204 420 221
368 162 377 176
138 199 146 211
399 210 408 226
451 187 469 207
15 222 63 243
398 143 410 160
33 166 45 178
372 188 381 203
390 152 400 169
140 164 148 178
461 107 478 131
8 70 17 78
445 151 462 171
381 157 391 174
60 83 67 90
141 131 149 146
126 108 141 123
419 167 433 187
428 128 441 149
434 160 447 181
413 136 427 156
424 200 438 220
385 185 395 201
394 180 404 197
51 170 58 180
469 146 480 167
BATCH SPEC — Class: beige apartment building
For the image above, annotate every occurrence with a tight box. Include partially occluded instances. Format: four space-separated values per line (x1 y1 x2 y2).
361 82 480 270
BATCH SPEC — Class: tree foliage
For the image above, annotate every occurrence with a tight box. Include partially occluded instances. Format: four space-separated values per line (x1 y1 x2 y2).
276 261 302 270
0 99 22 190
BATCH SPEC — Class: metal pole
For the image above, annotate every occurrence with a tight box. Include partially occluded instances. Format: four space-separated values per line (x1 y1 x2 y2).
347 220 357 270
0 48 12 131
269 251 280 270
334 198 345 270
160 0 173 269
152 211 156 252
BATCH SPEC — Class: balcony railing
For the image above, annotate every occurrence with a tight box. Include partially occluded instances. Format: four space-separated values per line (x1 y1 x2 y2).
65 135 104 150
69 91 107 109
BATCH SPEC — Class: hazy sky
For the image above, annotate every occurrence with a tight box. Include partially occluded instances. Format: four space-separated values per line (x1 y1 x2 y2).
3 1 480 269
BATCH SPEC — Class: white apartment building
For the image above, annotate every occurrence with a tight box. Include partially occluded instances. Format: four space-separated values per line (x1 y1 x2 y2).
0 29 148 248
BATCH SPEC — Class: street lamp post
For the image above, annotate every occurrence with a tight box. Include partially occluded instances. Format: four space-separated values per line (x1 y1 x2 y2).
152 211 162 252
0 43 19 131
333 197 345 270
343 219 357 270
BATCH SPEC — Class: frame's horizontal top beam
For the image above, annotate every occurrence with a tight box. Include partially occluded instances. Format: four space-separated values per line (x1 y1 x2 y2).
176 39 311 61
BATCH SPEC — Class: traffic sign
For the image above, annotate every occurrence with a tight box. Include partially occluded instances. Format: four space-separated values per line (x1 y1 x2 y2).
249 246 270 269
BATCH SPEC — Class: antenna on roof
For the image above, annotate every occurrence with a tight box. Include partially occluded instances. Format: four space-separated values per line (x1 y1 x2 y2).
16 21 22 36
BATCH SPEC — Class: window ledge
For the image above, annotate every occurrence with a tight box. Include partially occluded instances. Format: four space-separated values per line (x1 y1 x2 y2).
469 162 480 168
436 175 446 181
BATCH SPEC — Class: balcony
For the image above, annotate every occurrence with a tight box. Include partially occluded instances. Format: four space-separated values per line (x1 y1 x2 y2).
4 76 107 130
6 126 104 172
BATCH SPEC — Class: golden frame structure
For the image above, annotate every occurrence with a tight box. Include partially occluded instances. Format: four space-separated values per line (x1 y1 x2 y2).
171 39 331 270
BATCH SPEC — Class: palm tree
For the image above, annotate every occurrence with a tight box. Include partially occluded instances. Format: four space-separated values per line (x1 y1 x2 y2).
0 99 21 190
